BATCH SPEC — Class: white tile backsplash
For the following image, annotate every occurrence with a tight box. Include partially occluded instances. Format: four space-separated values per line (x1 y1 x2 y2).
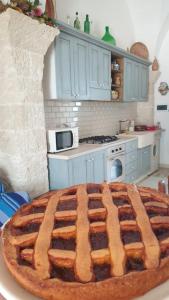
44 100 137 137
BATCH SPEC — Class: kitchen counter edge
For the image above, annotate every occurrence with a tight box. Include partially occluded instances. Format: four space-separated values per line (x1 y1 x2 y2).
47 137 137 160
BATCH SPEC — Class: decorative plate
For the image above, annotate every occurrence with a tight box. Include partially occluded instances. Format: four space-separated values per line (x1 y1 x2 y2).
130 42 149 59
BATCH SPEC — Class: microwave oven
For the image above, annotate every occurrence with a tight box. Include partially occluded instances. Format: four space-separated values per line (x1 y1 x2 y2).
47 127 79 153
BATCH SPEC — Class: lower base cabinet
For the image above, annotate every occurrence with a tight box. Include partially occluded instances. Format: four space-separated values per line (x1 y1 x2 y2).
48 151 105 190
125 140 138 183
137 146 151 178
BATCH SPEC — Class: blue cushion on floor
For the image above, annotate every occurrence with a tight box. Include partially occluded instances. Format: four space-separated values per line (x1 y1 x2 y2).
0 183 5 193
0 191 30 228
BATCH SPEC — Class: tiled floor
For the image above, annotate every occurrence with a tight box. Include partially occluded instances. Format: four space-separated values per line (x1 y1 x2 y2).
138 168 169 190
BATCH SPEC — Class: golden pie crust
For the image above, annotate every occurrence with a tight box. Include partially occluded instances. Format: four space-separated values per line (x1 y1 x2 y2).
2 182 169 300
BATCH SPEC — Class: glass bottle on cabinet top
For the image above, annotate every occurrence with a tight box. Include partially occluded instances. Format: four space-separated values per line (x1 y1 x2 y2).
102 26 116 46
74 12 81 30
84 14 90 34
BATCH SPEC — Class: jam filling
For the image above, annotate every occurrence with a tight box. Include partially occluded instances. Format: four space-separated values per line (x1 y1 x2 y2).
89 215 106 223
146 208 168 218
121 230 141 244
113 198 129 207
63 189 77 196
53 220 76 229
119 212 135 221
126 257 145 272
29 206 46 214
88 199 104 209
17 247 34 267
87 185 102 194
141 197 156 203
153 228 169 241
14 223 41 235
17 257 33 267
57 200 77 211
51 238 76 251
51 266 76 281
110 187 126 193
90 232 108 250
160 248 169 259
93 264 111 282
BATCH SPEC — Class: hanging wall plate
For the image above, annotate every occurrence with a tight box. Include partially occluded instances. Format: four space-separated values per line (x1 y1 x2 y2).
158 82 169 95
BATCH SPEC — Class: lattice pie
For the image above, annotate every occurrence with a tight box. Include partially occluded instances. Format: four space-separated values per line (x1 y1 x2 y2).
2 182 169 300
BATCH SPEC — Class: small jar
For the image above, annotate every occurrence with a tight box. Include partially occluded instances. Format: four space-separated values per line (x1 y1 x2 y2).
115 76 121 86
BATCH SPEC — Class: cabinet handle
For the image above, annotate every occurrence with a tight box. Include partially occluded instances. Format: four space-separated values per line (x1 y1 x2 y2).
77 94 79 97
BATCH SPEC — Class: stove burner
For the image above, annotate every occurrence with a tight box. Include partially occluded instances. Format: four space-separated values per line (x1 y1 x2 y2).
79 135 119 144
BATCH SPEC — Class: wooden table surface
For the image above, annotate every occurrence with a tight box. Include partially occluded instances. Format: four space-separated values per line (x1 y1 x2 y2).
0 229 6 300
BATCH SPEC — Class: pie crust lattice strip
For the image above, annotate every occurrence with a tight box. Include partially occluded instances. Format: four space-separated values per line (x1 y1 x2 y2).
2 182 169 300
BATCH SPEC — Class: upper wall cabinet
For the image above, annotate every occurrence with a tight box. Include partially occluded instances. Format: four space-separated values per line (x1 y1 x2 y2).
55 33 89 100
55 32 111 101
44 20 151 102
123 58 149 102
89 45 111 100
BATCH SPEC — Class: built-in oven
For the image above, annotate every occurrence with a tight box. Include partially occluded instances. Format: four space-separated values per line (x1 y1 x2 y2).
106 144 125 182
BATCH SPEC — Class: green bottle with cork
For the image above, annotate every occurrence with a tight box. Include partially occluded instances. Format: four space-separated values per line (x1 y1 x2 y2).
74 12 81 30
84 14 90 34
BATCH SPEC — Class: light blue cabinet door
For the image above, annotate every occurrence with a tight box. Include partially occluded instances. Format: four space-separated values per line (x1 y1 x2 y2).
55 33 75 100
137 146 151 178
86 151 105 183
137 149 143 178
100 49 111 90
89 45 100 89
68 155 87 185
140 65 149 101
123 58 133 101
74 39 90 100
48 158 70 189
89 45 111 100
142 146 151 174
123 59 149 102
92 151 105 183
133 62 140 100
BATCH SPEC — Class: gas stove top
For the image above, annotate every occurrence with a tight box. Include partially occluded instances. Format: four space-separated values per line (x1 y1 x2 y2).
79 135 119 144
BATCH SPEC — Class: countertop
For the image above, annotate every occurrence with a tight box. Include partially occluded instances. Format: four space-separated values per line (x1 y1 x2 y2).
47 136 137 160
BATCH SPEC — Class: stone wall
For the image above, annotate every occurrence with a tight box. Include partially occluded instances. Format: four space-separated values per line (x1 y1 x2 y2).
0 9 59 198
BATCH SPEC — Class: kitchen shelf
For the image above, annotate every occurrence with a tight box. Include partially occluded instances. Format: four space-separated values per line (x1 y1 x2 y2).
111 70 122 73
111 84 121 88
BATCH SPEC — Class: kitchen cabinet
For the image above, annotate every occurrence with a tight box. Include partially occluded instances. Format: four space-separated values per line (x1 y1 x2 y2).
137 146 151 178
89 45 111 100
125 140 138 183
55 33 89 100
55 33 111 101
48 150 105 190
140 64 149 101
123 58 149 102
45 21 151 102
55 33 75 100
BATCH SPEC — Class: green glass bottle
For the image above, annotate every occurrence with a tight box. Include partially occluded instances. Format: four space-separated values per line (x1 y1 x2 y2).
84 14 90 34
102 26 116 46
74 12 81 30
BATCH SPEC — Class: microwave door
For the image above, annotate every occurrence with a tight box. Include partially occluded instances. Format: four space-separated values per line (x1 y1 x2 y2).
55 131 73 150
